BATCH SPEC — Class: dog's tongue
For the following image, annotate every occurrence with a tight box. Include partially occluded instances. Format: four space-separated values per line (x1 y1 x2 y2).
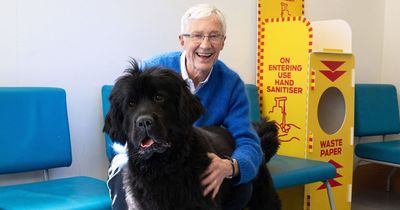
140 138 155 148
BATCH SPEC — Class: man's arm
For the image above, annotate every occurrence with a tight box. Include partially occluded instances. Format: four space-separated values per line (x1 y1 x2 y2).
223 79 263 184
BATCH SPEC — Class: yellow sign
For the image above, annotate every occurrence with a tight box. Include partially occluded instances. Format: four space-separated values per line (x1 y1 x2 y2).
257 16 313 158
258 0 304 19
305 52 355 210
258 1 355 210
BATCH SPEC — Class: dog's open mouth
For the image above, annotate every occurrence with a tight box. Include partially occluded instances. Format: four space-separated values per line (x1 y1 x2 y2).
140 138 156 148
138 136 171 159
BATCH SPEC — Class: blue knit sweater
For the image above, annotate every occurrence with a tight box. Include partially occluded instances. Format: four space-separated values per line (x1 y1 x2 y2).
141 51 262 184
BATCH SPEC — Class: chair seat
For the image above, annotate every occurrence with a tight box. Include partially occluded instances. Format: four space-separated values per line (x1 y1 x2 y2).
269 155 337 189
0 176 111 210
355 140 400 164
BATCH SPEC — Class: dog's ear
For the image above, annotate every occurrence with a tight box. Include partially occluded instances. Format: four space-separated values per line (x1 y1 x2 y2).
178 85 205 125
103 58 142 144
103 87 128 145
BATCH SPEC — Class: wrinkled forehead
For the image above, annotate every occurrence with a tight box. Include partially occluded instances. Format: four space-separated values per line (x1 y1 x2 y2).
186 15 224 34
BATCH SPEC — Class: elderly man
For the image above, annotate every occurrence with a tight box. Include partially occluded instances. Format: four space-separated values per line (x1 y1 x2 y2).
108 4 262 210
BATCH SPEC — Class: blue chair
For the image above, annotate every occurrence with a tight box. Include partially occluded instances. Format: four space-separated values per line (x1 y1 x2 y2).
354 84 400 192
101 85 116 162
245 84 337 210
0 87 111 210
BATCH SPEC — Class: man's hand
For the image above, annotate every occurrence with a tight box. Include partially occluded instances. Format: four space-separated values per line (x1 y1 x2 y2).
201 153 233 199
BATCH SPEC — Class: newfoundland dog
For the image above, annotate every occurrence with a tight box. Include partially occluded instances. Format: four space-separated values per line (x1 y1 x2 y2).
103 60 281 210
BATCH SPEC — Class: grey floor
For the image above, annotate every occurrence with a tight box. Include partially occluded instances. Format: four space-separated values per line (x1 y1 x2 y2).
352 191 400 210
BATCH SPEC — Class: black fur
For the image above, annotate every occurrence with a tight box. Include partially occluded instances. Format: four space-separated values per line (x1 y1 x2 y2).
103 60 281 210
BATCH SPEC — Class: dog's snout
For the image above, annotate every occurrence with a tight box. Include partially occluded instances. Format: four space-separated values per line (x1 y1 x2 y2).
136 115 154 129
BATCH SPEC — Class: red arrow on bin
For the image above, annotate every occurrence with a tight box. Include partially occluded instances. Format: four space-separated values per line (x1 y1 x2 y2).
320 60 346 82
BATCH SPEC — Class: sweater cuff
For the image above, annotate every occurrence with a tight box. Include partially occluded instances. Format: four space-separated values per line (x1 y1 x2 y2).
232 155 258 184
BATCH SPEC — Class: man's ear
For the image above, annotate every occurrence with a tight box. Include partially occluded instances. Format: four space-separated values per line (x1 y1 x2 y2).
179 35 185 47
221 36 226 50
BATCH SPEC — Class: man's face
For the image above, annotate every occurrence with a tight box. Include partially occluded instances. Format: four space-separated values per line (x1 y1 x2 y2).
179 15 225 74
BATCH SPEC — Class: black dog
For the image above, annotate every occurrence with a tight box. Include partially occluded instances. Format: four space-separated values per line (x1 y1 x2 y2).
103 60 281 210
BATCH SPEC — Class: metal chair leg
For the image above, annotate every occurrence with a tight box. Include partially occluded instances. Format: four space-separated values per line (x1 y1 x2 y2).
325 180 336 210
386 167 398 192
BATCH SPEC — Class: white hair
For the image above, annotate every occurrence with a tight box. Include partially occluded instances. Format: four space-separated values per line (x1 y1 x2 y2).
180 4 226 35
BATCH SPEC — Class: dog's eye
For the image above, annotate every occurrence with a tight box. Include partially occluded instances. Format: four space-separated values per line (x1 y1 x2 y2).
129 101 136 108
154 95 164 103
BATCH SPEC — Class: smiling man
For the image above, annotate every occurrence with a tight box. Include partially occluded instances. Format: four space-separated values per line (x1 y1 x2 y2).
179 10 225 89
107 4 263 210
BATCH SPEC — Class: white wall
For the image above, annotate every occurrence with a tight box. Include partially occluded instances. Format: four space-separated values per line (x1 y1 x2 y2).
0 0 257 184
0 0 398 184
382 0 400 87
306 0 385 83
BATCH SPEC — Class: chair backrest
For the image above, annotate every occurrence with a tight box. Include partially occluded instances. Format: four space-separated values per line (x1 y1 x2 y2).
101 85 116 161
0 87 72 174
354 84 400 137
245 84 261 122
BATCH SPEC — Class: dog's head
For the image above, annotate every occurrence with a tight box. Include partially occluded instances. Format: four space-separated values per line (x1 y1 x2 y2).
103 60 204 160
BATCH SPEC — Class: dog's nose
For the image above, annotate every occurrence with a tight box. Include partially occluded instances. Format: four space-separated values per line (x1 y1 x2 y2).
136 115 154 129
